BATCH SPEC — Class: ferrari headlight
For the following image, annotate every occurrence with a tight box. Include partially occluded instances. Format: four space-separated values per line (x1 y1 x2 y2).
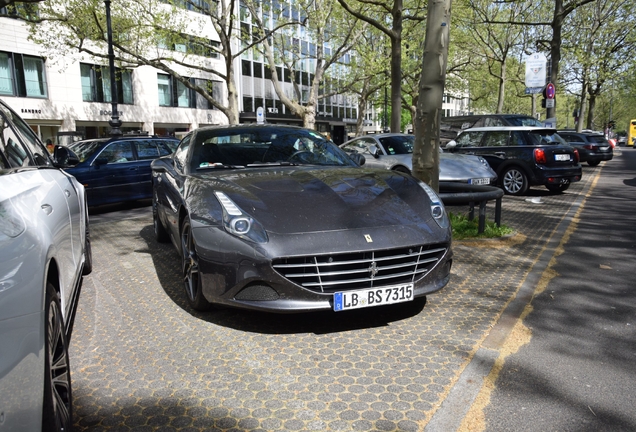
418 181 450 229
214 192 268 243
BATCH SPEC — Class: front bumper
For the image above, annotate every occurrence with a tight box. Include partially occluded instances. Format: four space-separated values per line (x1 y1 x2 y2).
192 225 453 313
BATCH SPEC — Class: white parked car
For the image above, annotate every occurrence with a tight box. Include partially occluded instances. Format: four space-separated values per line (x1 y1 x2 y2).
0 99 91 430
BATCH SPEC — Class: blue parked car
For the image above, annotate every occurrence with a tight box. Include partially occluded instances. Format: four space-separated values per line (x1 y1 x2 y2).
66 135 179 206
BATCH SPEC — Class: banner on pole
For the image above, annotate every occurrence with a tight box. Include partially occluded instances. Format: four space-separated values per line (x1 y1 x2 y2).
525 53 547 88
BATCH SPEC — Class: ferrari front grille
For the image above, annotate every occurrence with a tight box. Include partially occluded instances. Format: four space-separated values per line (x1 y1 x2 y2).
272 245 447 293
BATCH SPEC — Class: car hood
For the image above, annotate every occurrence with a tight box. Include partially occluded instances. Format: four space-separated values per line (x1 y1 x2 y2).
186 166 437 235
440 152 497 182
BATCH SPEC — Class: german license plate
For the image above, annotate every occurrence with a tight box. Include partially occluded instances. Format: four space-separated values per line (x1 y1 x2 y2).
555 154 571 161
333 284 414 311
469 178 490 185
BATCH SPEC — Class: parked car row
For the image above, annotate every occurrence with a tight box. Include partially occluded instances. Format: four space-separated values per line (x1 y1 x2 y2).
1 103 614 429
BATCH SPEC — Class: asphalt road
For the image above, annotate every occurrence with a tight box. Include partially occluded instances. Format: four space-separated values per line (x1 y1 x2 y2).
479 146 636 431
70 148 634 431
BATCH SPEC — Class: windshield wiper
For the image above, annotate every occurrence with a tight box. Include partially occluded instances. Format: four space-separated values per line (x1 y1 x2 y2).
196 162 245 170
245 161 298 167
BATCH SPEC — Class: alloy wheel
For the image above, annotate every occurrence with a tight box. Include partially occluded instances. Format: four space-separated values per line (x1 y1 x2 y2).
181 221 199 303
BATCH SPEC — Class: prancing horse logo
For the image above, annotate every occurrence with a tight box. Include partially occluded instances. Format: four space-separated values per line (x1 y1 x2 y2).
368 262 379 278
364 234 373 243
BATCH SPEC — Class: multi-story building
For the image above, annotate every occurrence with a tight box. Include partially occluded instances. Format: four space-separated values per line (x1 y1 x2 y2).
1 1 374 146
1 4 229 145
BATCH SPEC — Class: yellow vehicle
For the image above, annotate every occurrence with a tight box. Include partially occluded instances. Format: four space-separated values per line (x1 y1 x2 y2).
628 119 636 147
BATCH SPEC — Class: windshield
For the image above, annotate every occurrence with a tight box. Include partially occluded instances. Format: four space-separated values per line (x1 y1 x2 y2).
378 135 414 155
69 140 108 162
506 116 544 127
189 126 357 171
587 135 608 144
527 131 567 146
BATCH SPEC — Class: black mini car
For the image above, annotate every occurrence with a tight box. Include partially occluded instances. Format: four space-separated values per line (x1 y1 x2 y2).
446 126 582 195
556 130 613 166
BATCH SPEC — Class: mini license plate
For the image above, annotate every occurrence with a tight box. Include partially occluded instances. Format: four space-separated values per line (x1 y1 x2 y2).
333 284 414 311
555 154 571 161
469 178 490 185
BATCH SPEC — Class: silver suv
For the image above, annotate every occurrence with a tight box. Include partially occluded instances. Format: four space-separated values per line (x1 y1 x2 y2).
0 99 90 430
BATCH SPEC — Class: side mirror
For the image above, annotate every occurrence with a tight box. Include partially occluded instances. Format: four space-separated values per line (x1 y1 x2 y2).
94 157 108 166
53 146 80 168
349 153 366 166
445 140 457 149
368 145 380 158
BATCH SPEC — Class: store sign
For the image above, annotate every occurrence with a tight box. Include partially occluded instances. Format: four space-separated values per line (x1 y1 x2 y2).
99 110 123 116
21 108 42 114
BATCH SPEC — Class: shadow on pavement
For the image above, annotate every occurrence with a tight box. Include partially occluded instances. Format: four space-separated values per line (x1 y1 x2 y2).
136 224 428 335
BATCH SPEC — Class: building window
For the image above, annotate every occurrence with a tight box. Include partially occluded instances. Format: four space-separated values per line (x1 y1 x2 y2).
0 3 39 19
253 62 263 78
157 73 195 108
242 60 252 76
243 96 253 112
0 51 47 98
158 36 220 59
195 79 223 109
161 0 214 14
80 63 133 104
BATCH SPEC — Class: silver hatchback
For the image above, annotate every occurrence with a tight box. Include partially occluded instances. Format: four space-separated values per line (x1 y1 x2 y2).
0 99 90 430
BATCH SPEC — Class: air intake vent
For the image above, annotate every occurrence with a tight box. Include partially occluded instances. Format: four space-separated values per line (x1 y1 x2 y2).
272 245 447 293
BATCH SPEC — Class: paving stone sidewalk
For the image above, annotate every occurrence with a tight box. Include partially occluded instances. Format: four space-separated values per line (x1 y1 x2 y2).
70 167 599 431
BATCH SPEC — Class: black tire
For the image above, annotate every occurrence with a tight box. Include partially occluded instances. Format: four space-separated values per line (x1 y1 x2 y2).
393 166 411 175
153 193 170 243
82 208 92 276
42 282 73 432
181 219 212 311
546 182 571 193
500 166 529 195
587 160 600 167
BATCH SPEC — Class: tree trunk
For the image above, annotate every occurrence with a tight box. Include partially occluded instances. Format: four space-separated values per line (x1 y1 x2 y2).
496 61 506 114
225 66 239 125
303 103 316 129
390 11 403 133
577 82 587 132
586 94 597 130
412 0 451 192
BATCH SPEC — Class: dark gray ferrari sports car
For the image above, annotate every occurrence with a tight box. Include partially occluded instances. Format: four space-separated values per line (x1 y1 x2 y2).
151 124 453 313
